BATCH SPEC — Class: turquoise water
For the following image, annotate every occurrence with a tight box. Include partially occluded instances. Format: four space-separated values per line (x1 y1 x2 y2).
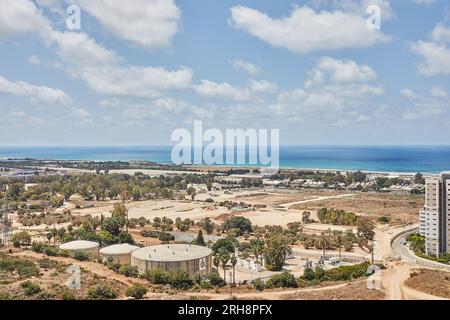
0 146 450 173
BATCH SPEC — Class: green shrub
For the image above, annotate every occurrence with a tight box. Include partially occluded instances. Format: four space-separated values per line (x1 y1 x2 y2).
169 269 194 290
251 278 265 291
74 251 89 261
38 258 58 269
11 231 32 247
144 268 170 285
302 267 315 281
199 281 213 289
119 265 139 278
0 254 40 278
21 281 42 296
378 216 390 223
266 271 297 288
87 284 117 300
324 262 370 281
126 284 147 299
61 291 76 300
314 267 325 280
207 272 225 287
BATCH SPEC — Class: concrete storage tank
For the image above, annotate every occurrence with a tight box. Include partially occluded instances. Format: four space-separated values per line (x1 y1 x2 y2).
131 244 212 277
59 240 99 259
99 243 139 265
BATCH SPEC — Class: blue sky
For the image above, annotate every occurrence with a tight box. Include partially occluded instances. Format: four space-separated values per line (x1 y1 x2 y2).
0 0 450 146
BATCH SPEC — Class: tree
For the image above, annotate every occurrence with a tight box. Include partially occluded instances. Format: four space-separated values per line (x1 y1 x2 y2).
357 217 375 241
223 216 252 236
187 187 196 201
249 238 265 264
302 211 311 224
201 218 215 235
213 255 221 276
414 172 425 184
263 235 292 271
211 237 236 254
230 254 237 286
218 248 230 284
335 232 344 260
195 230 206 246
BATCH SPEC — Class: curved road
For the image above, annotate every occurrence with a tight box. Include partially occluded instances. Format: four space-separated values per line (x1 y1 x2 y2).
392 228 450 271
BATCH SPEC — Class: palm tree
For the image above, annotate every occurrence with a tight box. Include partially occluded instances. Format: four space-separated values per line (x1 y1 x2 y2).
218 248 230 284
335 232 344 260
230 254 237 286
250 238 265 264
213 255 220 276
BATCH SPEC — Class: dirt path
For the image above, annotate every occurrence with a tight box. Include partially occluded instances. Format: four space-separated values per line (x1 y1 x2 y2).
279 194 355 209
381 263 448 300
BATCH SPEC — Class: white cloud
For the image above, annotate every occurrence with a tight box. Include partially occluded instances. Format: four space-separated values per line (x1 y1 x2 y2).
411 0 436 5
0 75 70 105
248 79 278 93
229 5 390 54
431 86 448 99
276 58 383 119
431 23 450 44
401 87 450 120
411 41 450 76
50 31 193 98
27 55 41 65
231 59 262 75
312 57 377 84
75 0 181 48
0 0 51 39
193 80 252 101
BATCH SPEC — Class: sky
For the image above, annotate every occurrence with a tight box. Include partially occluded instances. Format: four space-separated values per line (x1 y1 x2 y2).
0 0 450 146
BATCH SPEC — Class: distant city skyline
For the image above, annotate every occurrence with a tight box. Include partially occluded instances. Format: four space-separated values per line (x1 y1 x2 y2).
1 0 450 146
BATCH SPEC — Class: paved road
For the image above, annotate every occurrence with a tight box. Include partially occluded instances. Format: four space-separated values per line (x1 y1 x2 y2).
392 228 450 271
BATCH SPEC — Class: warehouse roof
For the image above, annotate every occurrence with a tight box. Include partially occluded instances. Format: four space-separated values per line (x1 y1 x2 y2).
132 244 212 262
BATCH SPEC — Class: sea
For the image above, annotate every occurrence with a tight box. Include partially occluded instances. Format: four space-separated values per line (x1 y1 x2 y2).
0 146 450 173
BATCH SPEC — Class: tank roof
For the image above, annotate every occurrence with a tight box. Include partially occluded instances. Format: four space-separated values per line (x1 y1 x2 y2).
100 243 139 255
132 244 212 262
59 240 99 250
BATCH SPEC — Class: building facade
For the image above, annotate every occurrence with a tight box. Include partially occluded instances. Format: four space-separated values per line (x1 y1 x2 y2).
420 173 450 257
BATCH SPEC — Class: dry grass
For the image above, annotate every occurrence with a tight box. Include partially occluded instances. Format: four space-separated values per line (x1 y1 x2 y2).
280 281 386 300
291 193 423 223
404 269 450 299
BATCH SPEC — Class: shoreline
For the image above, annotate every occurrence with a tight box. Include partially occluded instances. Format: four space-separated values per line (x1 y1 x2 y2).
0 158 440 176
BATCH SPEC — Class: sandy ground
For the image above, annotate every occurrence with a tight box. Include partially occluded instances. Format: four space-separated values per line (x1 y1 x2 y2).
291 193 422 223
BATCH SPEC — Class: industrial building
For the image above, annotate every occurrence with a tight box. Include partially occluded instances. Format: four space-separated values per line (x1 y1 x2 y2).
59 240 99 259
131 244 212 276
99 243 139 265
420 172 450 257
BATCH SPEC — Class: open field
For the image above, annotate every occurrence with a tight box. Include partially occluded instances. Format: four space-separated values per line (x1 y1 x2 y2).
291 193 423 223
280 280 385 300
404 269 450 299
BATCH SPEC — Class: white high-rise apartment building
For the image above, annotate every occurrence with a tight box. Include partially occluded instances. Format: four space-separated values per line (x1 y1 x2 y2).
420 172 450 257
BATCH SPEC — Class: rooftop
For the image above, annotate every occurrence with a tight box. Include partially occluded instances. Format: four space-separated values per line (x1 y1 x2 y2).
132 244 212 262
59 240 99 250
99 243 140 255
